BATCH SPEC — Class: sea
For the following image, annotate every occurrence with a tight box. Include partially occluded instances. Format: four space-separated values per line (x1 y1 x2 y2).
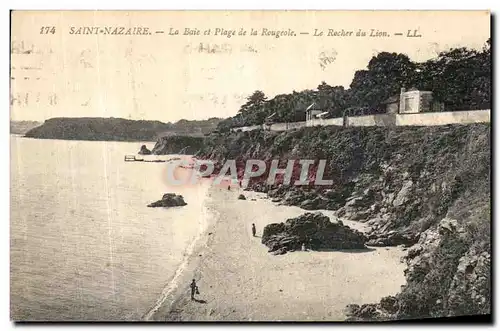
10 135 211 321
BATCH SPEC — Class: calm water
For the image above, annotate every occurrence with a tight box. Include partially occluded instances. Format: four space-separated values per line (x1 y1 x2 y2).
10 136 210 321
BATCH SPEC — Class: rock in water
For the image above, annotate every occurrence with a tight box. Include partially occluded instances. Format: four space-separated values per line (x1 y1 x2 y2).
261 212 367 254
147 193 187 208
138 145 152 155
238 194 246 200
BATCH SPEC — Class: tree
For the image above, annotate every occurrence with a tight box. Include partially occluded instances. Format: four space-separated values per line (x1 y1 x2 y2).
236 90 269 126
316 82 348 118
216 39 490 131
415 41 491 110
349 52 417 112
239 90 267 114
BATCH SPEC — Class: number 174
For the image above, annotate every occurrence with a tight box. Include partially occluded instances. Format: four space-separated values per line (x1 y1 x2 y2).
40 26 56 34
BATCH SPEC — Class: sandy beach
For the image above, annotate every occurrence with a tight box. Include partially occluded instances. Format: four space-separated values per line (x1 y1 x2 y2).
149 184 406 322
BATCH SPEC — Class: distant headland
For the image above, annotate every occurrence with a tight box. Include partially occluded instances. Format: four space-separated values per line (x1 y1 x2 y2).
22 117 222 142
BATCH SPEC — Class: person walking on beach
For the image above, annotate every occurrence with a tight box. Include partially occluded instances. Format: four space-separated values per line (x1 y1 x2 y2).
252 223 256 237
190 279 199 301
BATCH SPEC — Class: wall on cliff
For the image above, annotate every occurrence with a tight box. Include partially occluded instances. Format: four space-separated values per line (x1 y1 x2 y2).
197 124 491 319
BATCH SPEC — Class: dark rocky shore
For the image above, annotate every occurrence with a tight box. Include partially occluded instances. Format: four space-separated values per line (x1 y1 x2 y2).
151 136 205 155
195 124 491 320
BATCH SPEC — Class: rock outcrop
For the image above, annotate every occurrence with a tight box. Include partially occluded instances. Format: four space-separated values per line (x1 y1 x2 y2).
261 212 367 254
151 135 205 155
147 193 187 208
138 145 152 155
344 296 400 321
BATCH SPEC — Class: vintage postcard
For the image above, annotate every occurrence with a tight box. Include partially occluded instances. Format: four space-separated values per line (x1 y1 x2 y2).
10 10 491 322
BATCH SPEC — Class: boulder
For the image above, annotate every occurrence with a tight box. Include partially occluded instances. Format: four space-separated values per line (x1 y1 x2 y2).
262 222 286 239
300 196 328 210
261 212 367 254
238 194 246 200
138 144 152 155
282 189 306 205
272 247 287 255
344 300 397 321
393 180 413 207
438 218 459 236
299 199 317 210
147 193 187 208
366 230 419 247
358 304 379 319
344 304 361 317
380 296 399 314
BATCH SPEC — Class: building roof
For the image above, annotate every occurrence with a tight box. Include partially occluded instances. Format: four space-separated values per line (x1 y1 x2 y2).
305 102 316 112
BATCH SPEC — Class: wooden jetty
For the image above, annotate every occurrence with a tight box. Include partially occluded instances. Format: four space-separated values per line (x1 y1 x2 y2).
124 155 165 163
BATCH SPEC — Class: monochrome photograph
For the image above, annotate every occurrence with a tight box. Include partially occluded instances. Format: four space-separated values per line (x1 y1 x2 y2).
9 10 491 322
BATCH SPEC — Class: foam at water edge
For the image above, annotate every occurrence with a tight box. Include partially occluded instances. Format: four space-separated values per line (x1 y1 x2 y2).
141 182 216 321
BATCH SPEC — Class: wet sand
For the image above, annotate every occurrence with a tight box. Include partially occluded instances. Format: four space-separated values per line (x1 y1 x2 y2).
149 185 406 321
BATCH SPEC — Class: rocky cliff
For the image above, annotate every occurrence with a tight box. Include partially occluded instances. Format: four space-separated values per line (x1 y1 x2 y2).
151 135 205 155
197 124 491 319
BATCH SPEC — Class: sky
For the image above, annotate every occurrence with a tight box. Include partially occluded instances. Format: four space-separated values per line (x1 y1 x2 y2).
10 10 490 122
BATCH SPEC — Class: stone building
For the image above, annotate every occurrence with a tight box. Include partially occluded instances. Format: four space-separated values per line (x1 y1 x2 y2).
382 88 445 114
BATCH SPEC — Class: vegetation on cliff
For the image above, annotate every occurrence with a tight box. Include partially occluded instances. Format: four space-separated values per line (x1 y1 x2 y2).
151 135 205 155
24 117 171 141
10 120 42 135
24 117 221 141
197 123 490 319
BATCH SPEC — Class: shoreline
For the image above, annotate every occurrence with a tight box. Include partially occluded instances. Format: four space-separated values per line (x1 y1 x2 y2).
143 180 217 321
149 184 406 321
147 184 223 321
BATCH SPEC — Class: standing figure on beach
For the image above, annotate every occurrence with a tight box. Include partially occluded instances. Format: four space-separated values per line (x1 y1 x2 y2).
252 223 256 237
190 279 199 301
